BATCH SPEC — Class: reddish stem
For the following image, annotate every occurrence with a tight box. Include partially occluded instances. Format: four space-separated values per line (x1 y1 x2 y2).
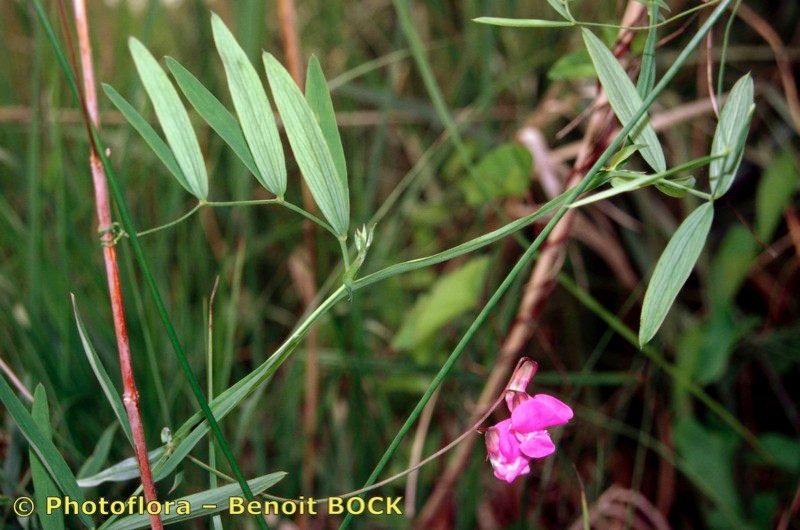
70 1 163 528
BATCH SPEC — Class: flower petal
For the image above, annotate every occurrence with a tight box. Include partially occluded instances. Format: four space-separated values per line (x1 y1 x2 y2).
511 393 574 432
491 455 531 483
485 420 532 482
493 419 521 460
516 430 556 459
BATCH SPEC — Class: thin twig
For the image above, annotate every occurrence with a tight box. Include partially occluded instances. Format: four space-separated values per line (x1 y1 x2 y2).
68 0 163 528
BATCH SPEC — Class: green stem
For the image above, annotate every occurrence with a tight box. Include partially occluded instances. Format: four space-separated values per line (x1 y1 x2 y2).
207 199 337 237
278 201 338 236
340 2 735 527
137 198 338 239
136 202 202 237
338 237 351 274
577 1 721 31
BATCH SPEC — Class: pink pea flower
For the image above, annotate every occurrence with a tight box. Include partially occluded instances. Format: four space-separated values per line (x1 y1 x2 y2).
484 358 573 483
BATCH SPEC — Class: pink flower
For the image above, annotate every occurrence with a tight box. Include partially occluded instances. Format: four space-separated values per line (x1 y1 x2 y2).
484 359 573 483
485 420 531 482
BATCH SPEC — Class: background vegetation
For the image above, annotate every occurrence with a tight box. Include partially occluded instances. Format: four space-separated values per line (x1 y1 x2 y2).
0 0 798 528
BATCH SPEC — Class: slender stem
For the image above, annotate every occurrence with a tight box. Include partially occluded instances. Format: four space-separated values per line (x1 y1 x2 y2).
279 201 337 236
68 1 163 528
340 2 735 527
207 199 336 236
206 279 222 530
205 199 280 207
338 237 351 273
577 1 721 31
136 202 202 237
135 199 338 239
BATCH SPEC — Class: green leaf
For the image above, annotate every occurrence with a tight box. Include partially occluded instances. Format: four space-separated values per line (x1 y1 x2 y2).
461 144 532 205
546 0 572 20
71 295 134 446
105 472 286 530
710 74 754 197
473 17 574 28
709 225 757 307
692 308 758 385
606 144 646 171
78 423 118 480
759 433 800 473
102 83 190 194
755 149 798 241
548 50 596 81
305 55 347 188
77 447 166 488
639 202 714 345
30 385 65 530
211 13 285 196
674 419 746 524
655 175 696 197
129 37 208 199
165 57 259 178
264 52 350 236
393 257 491 351
582 28 666 173
0 373 91 527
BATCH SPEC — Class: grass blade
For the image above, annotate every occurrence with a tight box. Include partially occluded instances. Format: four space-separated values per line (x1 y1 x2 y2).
71 295 134 446
582 28 666 173
710 74 754 197
166 57 259 178
29 385 65 530
639 202 715 345
77 448 166 488
636 2 659 97
0 373 92 527
473 17 574 28
129 38 208 199
305 55 348 187
105 472 286 530
211 13 286 196
102 83 190 194
78 423 118 479
264 52 350 237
